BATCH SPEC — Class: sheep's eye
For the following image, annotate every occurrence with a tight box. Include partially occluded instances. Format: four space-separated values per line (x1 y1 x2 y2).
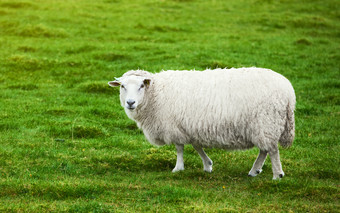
121 85 125 89
140 84 145 89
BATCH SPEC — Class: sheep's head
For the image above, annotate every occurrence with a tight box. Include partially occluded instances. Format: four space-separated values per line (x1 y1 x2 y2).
108 74 151 112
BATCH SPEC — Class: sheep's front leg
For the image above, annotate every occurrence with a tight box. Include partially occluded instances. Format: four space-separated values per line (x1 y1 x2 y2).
192 145 213 173
248 149 267 177
172 144 184 172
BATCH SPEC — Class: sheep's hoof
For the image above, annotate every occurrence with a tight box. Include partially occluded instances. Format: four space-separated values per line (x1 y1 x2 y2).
272 173 285 180
204 161 213 173
204 168 212 173
248 169 262 177
172 167 184 173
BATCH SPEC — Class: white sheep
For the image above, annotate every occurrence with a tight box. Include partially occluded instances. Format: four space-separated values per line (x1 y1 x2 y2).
108 68 296 179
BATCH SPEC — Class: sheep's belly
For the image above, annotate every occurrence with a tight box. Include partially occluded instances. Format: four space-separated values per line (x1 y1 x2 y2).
144 128 255 150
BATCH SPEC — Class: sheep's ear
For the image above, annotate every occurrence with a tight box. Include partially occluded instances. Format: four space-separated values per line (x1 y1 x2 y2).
143 78 151 87
108 80 121 87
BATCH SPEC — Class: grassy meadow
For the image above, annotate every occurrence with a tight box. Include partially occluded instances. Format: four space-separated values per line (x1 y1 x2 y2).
0 0 339 212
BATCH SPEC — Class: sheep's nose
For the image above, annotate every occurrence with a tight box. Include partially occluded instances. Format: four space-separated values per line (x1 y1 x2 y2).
127 100 135 107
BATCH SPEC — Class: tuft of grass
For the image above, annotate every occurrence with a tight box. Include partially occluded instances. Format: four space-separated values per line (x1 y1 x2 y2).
17 46 37 52
295 38 312 45
290 16 331 29
203 61 231 69
79 81 117 94
8 83 38 91
141 148 176 170
18 24 68 38
65 45 98 54
0 1 35 9
7 55 42 70
94 53 129 62
72 125 107 139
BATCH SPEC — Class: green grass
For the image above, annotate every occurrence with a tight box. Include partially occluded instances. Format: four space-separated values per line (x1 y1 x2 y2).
0 0 339 212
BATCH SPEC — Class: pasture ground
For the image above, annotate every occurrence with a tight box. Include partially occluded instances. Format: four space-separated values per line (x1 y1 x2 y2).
0 0 339 212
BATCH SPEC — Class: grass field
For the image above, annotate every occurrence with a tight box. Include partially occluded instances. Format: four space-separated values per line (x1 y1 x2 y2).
0 0 339 212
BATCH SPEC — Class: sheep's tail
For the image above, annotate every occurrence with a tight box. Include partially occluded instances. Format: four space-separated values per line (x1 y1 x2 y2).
279 102 295 148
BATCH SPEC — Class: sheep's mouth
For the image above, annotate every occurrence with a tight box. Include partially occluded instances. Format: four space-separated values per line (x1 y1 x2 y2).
126 106 136 110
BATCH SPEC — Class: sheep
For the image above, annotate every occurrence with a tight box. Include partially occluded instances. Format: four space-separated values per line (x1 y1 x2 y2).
108 68 296 179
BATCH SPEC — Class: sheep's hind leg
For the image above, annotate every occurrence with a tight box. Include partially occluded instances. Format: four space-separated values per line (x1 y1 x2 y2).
269 149 285 180
192 145 213 173
172 144 185 172
248 149 267 177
